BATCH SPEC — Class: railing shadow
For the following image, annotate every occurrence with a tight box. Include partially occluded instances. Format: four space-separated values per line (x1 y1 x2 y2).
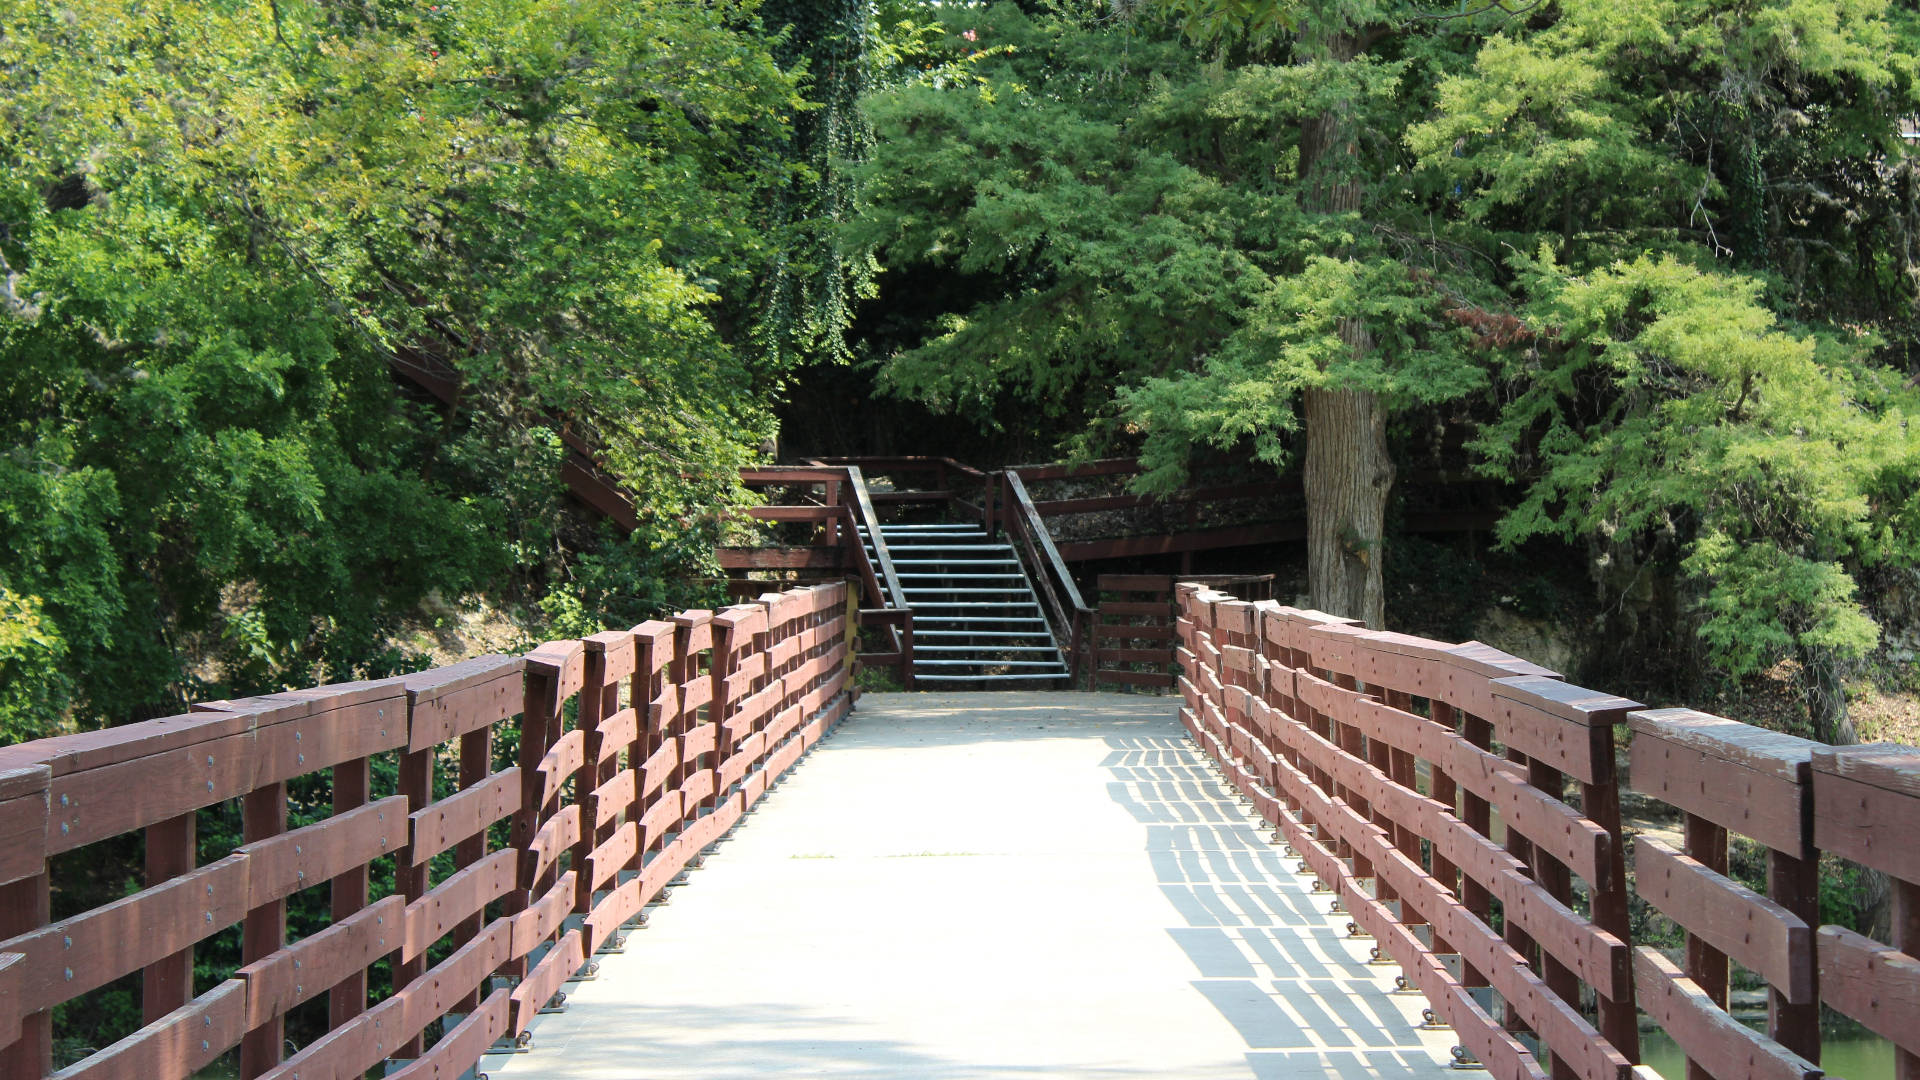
1101 734 1453 1078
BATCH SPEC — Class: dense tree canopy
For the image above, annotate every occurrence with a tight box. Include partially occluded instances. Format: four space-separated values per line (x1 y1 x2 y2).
0 0 865 735
856 0 1920 736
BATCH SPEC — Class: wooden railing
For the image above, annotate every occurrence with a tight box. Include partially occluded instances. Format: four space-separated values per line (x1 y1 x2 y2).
1016 457 1500 562
1001 471 1094 686
1175 582 1920 1080
803 457 992 527
733 466 915 688
0 583 855 1080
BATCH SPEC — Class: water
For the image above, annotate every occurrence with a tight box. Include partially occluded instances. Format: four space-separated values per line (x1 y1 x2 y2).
1638 1021 1893 1079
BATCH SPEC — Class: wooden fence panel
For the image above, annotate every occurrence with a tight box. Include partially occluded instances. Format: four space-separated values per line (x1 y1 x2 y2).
0 584 855 1080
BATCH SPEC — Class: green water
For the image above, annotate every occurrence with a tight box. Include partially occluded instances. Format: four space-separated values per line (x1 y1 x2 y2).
1638 1023 1893 1079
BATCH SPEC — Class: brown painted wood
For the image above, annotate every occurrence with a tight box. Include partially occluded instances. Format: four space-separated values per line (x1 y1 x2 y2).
1634 948 1819 1080
1813 751 1920 882
381 987 507 1080
239 796 406 909
51 979 248 1080
47 731 257 854
409 767 521 868
1767 844 1821 1063
393 743 434 1049
237 895 403 1029
0 871 49 1080
1900 875 1920 1080
328 756 371 1029
1817 925 1920 1058
141 812 196 1025
239 781 287 1079
405 655 522 751
0 770 49 888
1630 711 1814 856
1 855 249 1017
400 850 518 965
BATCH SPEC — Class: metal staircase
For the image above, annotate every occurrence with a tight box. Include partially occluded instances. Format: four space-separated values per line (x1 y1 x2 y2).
856 522 1072 684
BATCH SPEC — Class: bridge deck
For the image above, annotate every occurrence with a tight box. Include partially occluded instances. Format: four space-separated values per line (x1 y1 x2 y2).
491 692 1456 1079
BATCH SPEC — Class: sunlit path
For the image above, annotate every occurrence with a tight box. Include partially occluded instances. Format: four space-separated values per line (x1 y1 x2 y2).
489 692 1455 1079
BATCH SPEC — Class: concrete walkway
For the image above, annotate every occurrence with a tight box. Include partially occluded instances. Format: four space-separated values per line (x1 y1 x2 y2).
490 692 1457 1079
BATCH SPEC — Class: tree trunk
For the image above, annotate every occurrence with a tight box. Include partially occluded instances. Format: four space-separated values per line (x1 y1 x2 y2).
1295 22 1392 631
1304 385 1392 629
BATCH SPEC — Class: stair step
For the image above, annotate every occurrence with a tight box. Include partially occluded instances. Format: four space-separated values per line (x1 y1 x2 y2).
910 657 1075 664
910 626 1052 634
901 588 1031 596
896 573 1026 580
892 560 1021 567
915 645 1061 654
911 672 1075 682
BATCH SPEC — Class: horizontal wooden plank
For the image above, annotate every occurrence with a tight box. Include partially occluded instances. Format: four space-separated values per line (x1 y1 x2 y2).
1095 623 1174 640
401 850 517 964
410 768 521 866
406 656 522 751
50 979 247 1080
388 919 512 1062
1634 837 1811 1002
583 630 637 685
586 822 639 893
1294 671 1610 888
1098 601 1173 618
252 698 405 787
534 728 587 807
1629 724 1809 856
1813 742 1920 798
238 895 404 1027
1265 696 1627 996
509 872 577 980
595 708 639 762
1812 767 1920 881
1633 947 1818 1080
47 731 256 852
1270 747 1630 1080
717 547 845 570
1817 925 1920 1056
383 987 507 1080
509 928 583 1035
0 780 49 886
2 854 249 1014
1094 669 1175 688
1097 574 1175 592
522 805 581 886
592 768 637 829
0 711 250 779
240 796 407 908
524 640 585 711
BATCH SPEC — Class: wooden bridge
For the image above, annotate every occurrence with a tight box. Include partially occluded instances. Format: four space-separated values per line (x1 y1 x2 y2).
1 580 1918 1080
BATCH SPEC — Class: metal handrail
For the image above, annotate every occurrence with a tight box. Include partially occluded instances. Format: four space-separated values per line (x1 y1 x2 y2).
1001 470 1094 683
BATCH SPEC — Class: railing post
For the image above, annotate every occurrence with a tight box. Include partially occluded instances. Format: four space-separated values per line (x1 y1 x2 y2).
239 779 288 1079
0 867 50 1080
329 755 372 1027
900 610 915 691
143 811 197 1023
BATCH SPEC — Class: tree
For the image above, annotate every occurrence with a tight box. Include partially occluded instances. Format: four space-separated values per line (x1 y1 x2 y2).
0 0 824 731
860 0 1920 717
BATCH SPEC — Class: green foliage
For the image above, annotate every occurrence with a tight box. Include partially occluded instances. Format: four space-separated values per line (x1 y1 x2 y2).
0 0 860 733
863 0 1920 712
1478 251 1916 678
